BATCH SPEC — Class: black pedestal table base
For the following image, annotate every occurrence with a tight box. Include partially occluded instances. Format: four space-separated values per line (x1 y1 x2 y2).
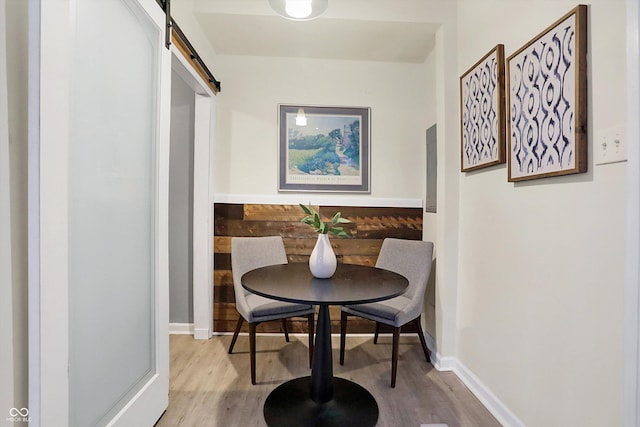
263 304 378 426
241 264 408 427
263 376 378 427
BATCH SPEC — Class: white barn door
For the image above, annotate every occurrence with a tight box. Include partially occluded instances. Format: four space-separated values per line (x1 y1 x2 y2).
29 0 171 425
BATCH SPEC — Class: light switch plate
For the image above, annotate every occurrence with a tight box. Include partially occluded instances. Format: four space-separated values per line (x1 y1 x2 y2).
595 124 626 165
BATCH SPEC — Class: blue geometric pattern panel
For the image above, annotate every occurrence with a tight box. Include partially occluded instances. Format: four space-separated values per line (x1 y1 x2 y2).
508 14 577 180
460 46 503 171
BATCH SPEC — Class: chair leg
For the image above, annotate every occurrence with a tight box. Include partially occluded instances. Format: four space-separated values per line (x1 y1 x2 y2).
374 321 381 344
307 313 315 368
391 326 400 388
413 315 431 364
282 318 290 342
228 316 244 354
249 322 257 385
339 311 348 365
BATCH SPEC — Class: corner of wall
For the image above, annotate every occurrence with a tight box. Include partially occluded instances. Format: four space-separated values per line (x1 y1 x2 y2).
433 15 460 361
427 327 525 427
450 360 526 427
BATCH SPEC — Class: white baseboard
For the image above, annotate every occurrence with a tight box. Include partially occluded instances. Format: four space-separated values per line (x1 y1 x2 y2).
193 327 211 340
433 356 525 427
169 323 194 335
423 330 523 427
210 328 522 426
169 323 210 339
433 354 457 371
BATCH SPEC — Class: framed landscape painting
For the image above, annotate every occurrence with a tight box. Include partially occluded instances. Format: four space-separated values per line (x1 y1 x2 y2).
460 44 506 172
506 5 587 182
278 104 370 193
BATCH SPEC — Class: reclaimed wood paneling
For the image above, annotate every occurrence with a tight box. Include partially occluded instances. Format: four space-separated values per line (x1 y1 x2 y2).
213 203 423 333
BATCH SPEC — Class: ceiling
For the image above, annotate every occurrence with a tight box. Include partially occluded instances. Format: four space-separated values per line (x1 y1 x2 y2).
189 0 445 63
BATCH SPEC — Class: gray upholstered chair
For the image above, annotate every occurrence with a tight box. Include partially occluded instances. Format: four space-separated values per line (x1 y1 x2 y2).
339 238 434 387
229 236 315 384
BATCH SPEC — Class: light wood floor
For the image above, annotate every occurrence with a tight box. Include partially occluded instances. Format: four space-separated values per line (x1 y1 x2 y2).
155 334 501 427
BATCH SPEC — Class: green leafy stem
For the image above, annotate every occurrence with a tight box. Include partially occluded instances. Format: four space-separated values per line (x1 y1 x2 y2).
300 204 350 238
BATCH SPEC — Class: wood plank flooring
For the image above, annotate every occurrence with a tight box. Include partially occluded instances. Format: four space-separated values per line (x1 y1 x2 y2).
155 334 501 427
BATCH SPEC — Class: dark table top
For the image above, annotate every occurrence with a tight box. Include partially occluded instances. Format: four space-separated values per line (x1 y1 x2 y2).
241 263 408 306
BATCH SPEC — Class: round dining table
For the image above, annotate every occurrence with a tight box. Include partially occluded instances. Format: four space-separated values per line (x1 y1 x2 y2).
241 262 409 427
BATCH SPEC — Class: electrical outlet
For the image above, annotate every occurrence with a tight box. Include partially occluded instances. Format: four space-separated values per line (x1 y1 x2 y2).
595 124 626 165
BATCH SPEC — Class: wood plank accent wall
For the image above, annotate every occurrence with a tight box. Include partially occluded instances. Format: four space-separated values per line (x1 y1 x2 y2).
213 203 424 334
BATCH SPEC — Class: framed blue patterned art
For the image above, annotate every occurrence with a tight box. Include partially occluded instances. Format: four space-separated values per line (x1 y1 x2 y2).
460 44 506 172
506 5 588 182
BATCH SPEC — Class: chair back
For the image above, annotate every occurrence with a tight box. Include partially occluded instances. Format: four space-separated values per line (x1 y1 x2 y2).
231 236 288 319
375 238 434 320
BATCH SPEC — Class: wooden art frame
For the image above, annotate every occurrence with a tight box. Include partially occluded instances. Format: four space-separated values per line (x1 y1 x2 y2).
278 104 370 193
506 5 588 182
460 44 506 172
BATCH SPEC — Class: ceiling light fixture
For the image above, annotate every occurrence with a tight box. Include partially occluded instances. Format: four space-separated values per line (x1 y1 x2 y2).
268 0 328 21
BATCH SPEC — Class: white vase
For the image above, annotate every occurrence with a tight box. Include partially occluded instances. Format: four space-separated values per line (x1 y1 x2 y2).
309 233 337 278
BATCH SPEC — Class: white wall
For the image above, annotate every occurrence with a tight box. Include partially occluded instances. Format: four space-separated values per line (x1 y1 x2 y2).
0 0 14 416
212 54 432 200
456 1 625 425
423 48 438 245
169 72 195 324
172 1 630 424
623 1 640 425
170 0 219 73
3 0 28 413
433 7 461 361
422 48 438 337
